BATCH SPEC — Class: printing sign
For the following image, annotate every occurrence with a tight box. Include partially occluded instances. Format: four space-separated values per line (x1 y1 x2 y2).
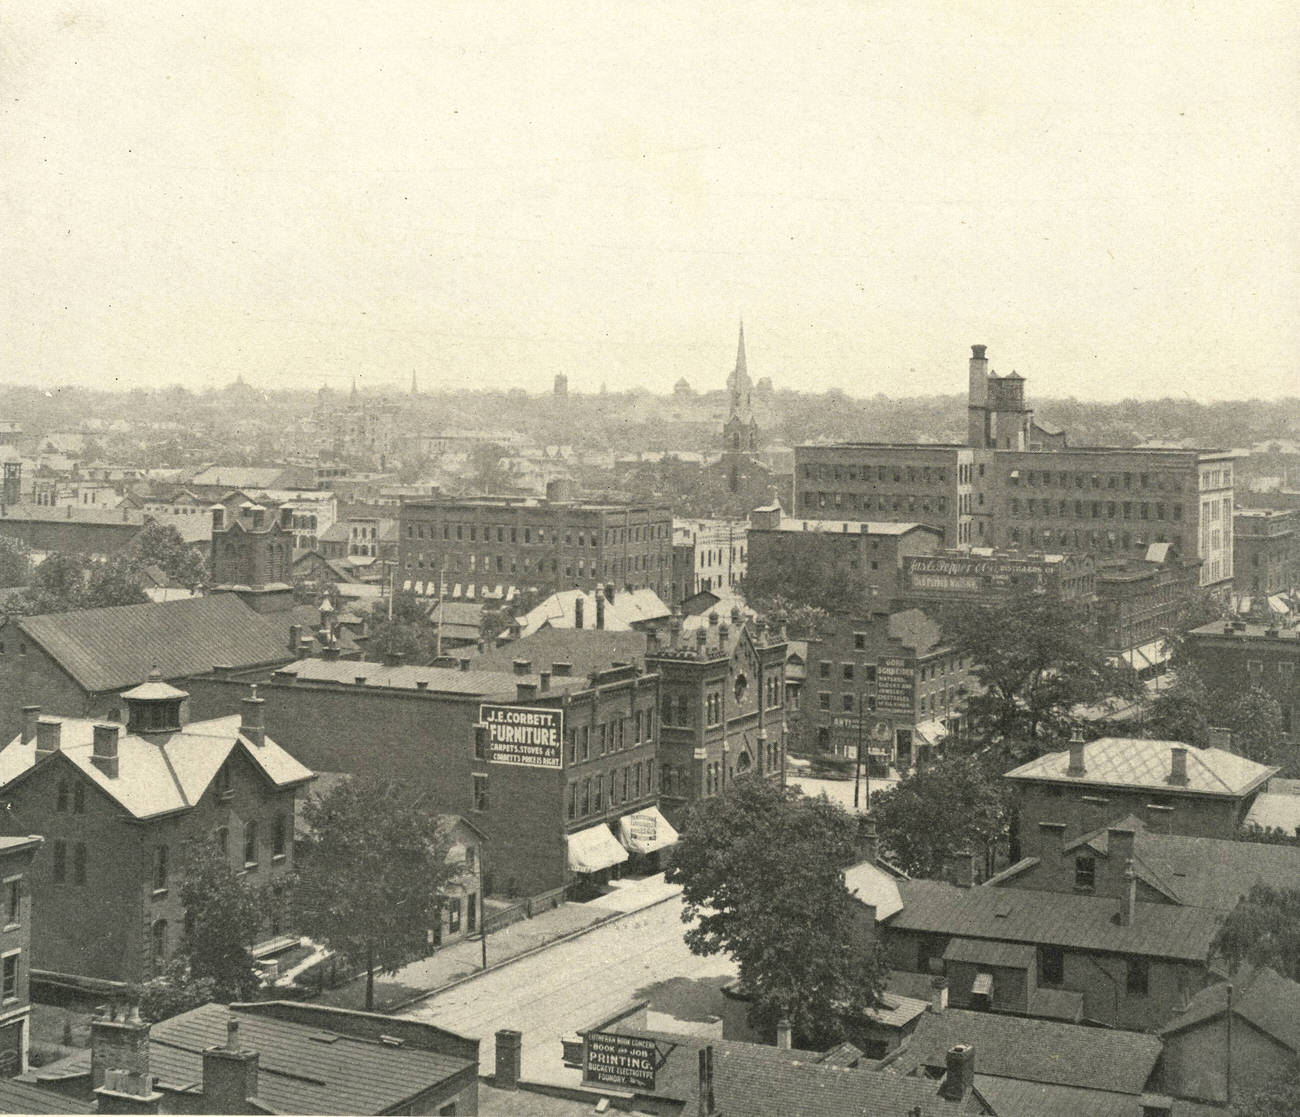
584 1032 662 1091
479 705 563 769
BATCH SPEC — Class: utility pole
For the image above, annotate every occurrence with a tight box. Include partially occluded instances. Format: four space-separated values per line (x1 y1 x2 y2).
434 557 446 659
853 698 864 809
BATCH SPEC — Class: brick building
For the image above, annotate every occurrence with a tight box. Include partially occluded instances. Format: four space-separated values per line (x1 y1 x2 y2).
185 644 665 898
796 610 973 767
671 518 747 605
0 836 41 1077
643 608 787 827
0 595 299 743
747 506 943 611
1094 547 1200 669
1184 619 1300 772
0 504 210 562
794 345 1238 594
0 680 312 986
398 481 673 603
897 548 1096 610
1234 507 1299 598
1005 735 1278 841
209 499 296 588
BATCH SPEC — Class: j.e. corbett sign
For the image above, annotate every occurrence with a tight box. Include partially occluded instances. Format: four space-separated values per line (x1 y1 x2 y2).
479 705 563 769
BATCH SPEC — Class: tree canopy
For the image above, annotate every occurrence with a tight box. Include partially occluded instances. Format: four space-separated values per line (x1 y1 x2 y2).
365 591 440 664
666 776 888 1047
869 754 1012 879
740 535 874 621
0 537 31 589
179 837 270 1001
1213 884 1300 982
129 519 207 586
1145 668 1287 767
291 774 461 1010
939 589 1139 751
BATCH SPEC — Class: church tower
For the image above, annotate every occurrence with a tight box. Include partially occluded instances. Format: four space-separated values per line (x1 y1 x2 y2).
721 320 761 491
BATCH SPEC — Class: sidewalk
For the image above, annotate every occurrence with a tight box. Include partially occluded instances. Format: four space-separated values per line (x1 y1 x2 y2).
312 873 682 1013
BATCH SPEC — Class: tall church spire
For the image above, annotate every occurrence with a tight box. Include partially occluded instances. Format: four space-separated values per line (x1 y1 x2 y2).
735 319 747 381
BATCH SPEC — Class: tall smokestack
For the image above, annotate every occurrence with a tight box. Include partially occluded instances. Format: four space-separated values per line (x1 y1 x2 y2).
967 344 989 447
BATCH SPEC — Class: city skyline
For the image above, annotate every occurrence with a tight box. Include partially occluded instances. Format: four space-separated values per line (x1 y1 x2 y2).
3 1 1296 400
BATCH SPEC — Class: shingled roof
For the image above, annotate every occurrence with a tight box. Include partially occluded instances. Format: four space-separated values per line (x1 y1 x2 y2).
1004 737 1277 798
14 595 296 693
1160 965 1300 1054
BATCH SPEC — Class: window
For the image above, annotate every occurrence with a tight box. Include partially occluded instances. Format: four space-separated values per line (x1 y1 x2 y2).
214 762 233 800
842 694 854 712
818 691 831 711
1074 855 1095 891
580 726 590 761
1039 945 1064 986
473 775 489 812
567 782 577 820
1 953 17 1002
819 661 831 678
273 815 288 860
243 822 258 868
474 727 488 761
52 840 67 884
74 842 87 886
216 826 229 858
1126 957 1149 996
152 845 169 892
447 897 461 934
151 920 167 966
4 879 19 927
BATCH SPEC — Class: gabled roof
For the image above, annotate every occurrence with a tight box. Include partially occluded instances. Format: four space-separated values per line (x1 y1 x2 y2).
37 1001 475 1116
1159 965 1300 1053
14 595 296 693
844 860 904 920
280 657 523 698
515 587 669 637
0 1076 93 1113
0 715 313 820
889 880 1223 962
1005 737 1278 798
470 629 650 683
890 1008 1161 1094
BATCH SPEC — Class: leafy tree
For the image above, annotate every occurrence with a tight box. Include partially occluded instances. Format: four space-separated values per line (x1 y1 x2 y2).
1213 884 1300 981
1163 588 1231 667
179 838 267 1001
1143 665 1212 746
1232 1062 1300 1117
292 774 459 1011
0 537 31 588
466 442 519 494
740 535 874 618
869 754 1012 879
1 551 148 617
1236 824 1300 847
82 556 150 610
667 776 889 1047
132 959 216 1023
1219 687 1287 767
366 591 439 664
939 589 1140 748
128 519 207 586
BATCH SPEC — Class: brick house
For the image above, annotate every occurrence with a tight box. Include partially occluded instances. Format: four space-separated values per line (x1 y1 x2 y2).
0 679 313 987
1005 736 1278 841
0 837 41 1078
0 594 299 742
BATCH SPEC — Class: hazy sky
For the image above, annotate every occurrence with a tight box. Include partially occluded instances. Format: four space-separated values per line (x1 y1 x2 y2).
2 2 1296 400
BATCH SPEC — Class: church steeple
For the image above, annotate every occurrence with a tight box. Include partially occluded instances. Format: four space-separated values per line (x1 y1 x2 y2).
735 319 747 381
727 319 754 414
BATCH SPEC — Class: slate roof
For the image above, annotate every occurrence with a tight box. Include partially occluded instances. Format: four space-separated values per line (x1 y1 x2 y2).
889 1008 1161 1094
1245 789 1300 835
0 715 313 820
942 937 1036 969
0 1077 93 1113
15 595 296 693
972 1076 1139 1117
1061 818 1300 911
470 629 651 682
889 880 1223 962
1159 965 1300 1053
515 587 670 637
1004 737 1278 797
43 1001 475 1115
0 504 210 543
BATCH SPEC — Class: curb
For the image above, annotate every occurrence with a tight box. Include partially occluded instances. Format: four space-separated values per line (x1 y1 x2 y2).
382 891 683 1015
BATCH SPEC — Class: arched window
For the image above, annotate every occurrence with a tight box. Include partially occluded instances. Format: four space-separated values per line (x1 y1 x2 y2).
243 821 259 867
272 815 287 860
151 919 168 966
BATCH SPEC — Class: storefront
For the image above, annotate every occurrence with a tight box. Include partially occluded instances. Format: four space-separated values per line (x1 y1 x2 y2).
616 808 679 874
566 823 629 897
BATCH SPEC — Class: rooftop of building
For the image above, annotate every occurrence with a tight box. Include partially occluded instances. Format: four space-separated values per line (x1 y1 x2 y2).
887 879 1224 962
275 657 526 697
1190 617 1300 640
0 708 313 820
1160 965 1300 1054
1004 737 1278 798
0 502 211 542
7 594 299 693
513 587 670 637
752 515 940 537
469 629 651 682
31 1001 477 1116
886 1007 1161 1095
399 494 672 514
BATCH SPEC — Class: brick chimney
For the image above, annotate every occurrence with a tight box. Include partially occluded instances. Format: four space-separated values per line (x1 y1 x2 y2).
240 686 265 748
775 1019 792 1049
939 1044 975 1102
539 670 551 692
857 813 879 865
517 682 538 700
1117 859 1137 927
287 624 301 653
930 976 948 1014
574 597 584 629
383 650 405 668
35 718 61 759
91 1003 162 1112
201 1018 260 1114
20 706 40 745
596 593 605 630
1167 746 1189 786
697 1045 716 1117
512 658 533 677
552 661 573 677
92 724 120 778
495 1029 521 1090
943 850 976 888
1066 727 1086 777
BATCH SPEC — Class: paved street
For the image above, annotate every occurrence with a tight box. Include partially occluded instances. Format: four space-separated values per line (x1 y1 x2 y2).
397 889 742 1086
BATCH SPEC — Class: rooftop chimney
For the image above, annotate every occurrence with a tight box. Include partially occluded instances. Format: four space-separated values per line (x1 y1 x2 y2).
574 596 585 629
775 1019 792 1050
495 1029 521 1090
288 623 302 653
943 850 977 888
240 686 265 747
1168 746 1189 786
1118 859 1137 926
517 682 538 700
708 610 719 627
605 583 616 605
1066 727 1087 777
91 1003 160 1106
697 1046 715 1117
20 706 40 745
858 813 879 865
512 658 533 677
202 1017 260 1114
696 628 708 652
382 651 405 668
459 657 472 672
35 718 61 758
354 675 367 686
540 670 551 692
940 1044 975 1102
552 661 573 677
92 724 120 778
930 976 948 1015
596 594 605 630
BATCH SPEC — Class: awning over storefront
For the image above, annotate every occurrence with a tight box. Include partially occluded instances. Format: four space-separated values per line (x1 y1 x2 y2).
566 824 629 874
616 808 679 855
914 719 949 747
1119 639 1168 672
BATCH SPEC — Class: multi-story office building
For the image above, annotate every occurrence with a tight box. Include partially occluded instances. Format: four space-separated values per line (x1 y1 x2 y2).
398 481 673 603
671 518 748 604
794 346 1237 594
1234 507 1299 598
